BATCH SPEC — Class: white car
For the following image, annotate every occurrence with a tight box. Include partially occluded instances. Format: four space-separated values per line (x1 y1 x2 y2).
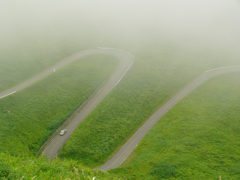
60 129 67 136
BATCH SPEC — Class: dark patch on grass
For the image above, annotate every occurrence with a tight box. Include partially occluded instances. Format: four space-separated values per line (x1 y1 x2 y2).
150 162 178 179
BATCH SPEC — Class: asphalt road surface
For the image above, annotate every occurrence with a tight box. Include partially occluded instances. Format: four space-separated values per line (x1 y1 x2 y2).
42 48 134 158
1 48 239 171
0 48 133 99
98 66 240 171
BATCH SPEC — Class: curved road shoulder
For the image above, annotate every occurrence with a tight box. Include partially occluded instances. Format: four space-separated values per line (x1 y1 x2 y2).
42 48 134 157
98 66 240 171
0 47 134 162
0 48 134 99
1 49 239 171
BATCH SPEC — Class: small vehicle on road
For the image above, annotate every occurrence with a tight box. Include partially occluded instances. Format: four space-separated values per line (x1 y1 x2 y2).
60 129 67 136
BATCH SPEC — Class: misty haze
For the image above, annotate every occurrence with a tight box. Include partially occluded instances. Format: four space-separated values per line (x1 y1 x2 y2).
0 0 240 179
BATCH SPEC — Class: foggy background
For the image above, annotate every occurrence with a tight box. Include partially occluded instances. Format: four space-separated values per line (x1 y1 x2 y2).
1 0 240 51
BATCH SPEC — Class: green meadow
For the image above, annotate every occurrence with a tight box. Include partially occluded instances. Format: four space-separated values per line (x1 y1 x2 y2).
59 44 240 168
0 153 122 180
110 72 240 179
1 1 240 179
0 54 118 156
1 37 239 180
0 36 92 93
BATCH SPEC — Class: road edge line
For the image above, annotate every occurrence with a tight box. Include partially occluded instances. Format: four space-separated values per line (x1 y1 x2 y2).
205 65 240 73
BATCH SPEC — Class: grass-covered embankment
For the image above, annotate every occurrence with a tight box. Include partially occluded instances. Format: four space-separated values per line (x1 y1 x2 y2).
0 35 94 93
0 54 119 156
0 153 122 180
59 45 240 167
110 72 240 179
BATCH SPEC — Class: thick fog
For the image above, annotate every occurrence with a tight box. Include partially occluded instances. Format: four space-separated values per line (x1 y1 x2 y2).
1 0 240 51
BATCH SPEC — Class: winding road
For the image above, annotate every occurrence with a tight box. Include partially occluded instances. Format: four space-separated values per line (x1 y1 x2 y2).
42 48 134 158
0 48 133 99
1 48 240 171
98 65 240 170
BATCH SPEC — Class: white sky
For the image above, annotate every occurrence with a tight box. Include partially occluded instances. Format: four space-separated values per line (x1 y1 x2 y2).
0 0 240 49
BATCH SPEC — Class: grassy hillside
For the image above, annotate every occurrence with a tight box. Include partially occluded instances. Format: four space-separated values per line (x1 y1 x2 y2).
0 153 123 180
110 72 240 179
0 35 93 93
59 44 240 168
0 54 118 156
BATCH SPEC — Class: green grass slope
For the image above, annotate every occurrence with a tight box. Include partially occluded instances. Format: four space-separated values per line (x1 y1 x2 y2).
0 36 92 93
0 153 123 180
0 54 118 156
59 45 240 168
110 72 240 179
0 45 64 93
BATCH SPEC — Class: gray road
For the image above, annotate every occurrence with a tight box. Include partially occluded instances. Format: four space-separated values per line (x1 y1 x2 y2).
98 66 240 171
0 47 134 161
1 48 239 171
0 48 133 99
42 48 134 157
